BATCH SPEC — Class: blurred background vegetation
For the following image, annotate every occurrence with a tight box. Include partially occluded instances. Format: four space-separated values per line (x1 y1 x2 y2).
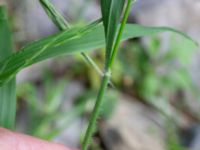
4 0 200 150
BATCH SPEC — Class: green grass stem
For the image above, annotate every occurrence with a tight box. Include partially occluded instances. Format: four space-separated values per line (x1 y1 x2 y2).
82 0 133 149
108 0 133 69
82 72 110 150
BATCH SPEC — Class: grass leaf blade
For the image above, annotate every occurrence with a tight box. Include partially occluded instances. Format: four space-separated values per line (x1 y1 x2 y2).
39 0 105 80
100 0 125 68
39 0 70 30
0 24 197 86
0 5 16 129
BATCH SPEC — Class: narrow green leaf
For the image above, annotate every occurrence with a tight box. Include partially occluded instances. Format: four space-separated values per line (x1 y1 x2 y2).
0 23 197 86
39 0 70 30
100 0 111 34
0 5 16 129
100 0 125 68
108 0 133 69
39 0 105 81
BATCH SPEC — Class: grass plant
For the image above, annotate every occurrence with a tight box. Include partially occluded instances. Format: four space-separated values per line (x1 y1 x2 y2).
0 1 198 150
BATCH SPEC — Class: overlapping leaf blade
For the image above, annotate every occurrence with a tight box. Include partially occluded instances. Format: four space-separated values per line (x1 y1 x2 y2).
0 6 16 129
0 23 197 86
100 0 125 67
100 0 111 34
39 0 105 80
39 0 70 30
